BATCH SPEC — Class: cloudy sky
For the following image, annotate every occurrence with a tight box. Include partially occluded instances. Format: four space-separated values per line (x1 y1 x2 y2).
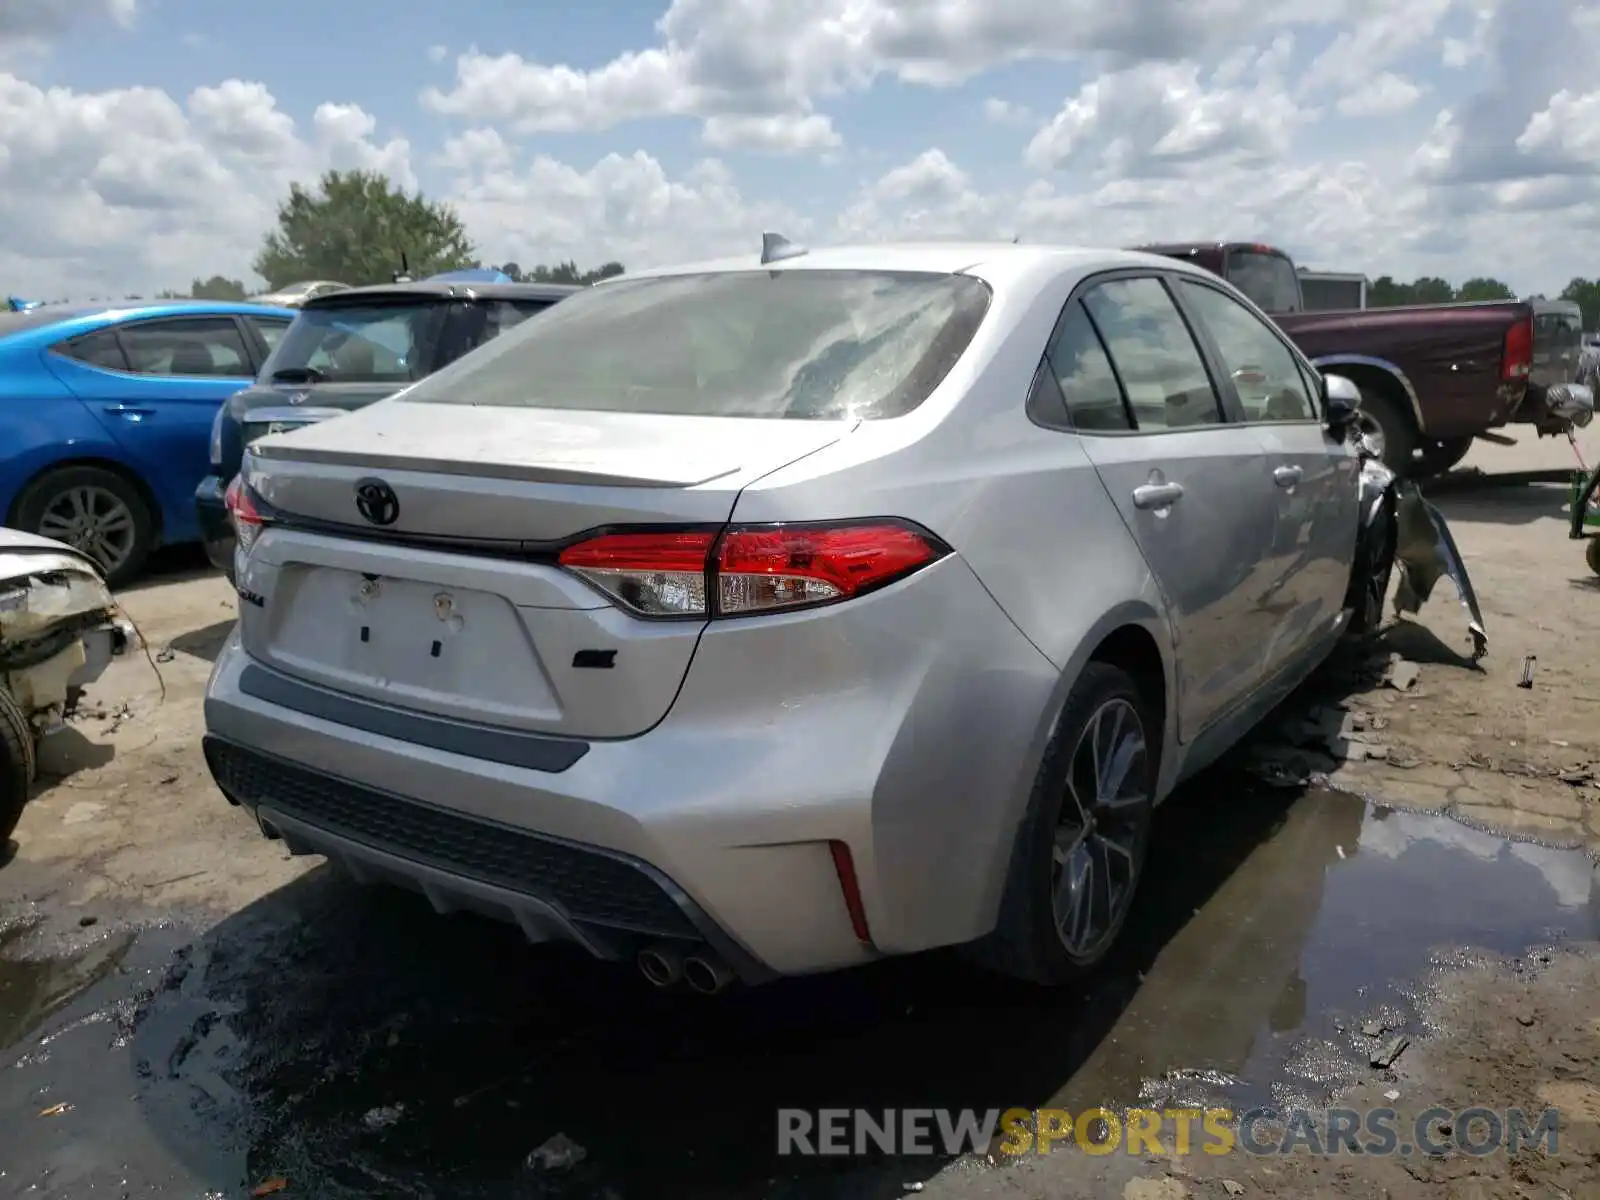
2 0 1596 298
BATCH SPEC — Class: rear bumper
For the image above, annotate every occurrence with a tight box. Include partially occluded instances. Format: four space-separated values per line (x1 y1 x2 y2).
203 734 775 982
194 475 236 580
200 555 1061 977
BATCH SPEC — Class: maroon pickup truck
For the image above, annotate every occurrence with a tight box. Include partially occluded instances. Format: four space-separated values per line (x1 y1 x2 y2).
1137 241 1582 475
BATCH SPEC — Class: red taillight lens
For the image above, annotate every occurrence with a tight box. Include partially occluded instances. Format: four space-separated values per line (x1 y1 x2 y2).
1502 315 1533 381
556 521 947 619
224 477 269 554
557 530 716 616
715 523 942 614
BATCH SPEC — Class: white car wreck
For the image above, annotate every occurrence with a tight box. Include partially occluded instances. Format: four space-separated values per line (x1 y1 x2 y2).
0 529 135 844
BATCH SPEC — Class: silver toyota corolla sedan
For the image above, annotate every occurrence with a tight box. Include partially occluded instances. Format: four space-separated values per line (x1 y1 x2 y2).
202 240 1397 993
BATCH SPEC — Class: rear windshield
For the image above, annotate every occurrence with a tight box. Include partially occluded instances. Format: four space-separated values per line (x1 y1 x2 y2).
400 270 993 420
263 303 443 384
1226 250 1302 314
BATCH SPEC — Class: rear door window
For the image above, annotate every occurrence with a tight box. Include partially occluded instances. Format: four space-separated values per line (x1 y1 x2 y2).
1080 278 1223 430
117 317 255 377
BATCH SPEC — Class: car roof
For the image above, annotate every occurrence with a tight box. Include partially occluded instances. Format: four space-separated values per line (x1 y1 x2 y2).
301 280 583 309
608 241 1215 290
0 299 297 345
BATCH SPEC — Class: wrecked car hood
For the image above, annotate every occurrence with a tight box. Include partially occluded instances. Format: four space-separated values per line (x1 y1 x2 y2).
0 530 116 644
1357 439 1487 660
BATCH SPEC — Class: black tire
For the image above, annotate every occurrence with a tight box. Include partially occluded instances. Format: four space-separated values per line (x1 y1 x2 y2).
1587 537 1600 578
1345 492 1397 638
1356 389 1418 475
0 688 36 846
1414 436 1473 479
974 662 1157 985
12 465 154 588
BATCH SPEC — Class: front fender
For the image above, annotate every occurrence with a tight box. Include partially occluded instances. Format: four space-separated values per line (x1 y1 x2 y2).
1356 434 1486 660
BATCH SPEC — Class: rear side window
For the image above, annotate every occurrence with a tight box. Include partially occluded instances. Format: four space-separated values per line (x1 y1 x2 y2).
57 329 130 371
1044 302 1130 431
401 270 993 420
118 318 254 377
1081 278 1222 430
1225 250 1301 314
264 304 443 383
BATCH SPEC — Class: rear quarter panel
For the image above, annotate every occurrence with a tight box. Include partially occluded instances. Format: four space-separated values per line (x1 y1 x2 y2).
0 345 145 523
729 266 1179 943
1275 301 1528 440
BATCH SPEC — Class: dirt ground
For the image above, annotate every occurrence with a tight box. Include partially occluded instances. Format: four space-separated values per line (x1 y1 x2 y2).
4 429 1600 1198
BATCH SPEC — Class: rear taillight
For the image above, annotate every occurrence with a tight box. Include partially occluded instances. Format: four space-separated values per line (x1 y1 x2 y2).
224 476 270 555
1502 314 1533 382
556 521 949 619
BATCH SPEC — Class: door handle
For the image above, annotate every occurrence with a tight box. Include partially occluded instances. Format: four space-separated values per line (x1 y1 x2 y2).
103 404 155 417
1131 482 1184 510
1273 465 1303 488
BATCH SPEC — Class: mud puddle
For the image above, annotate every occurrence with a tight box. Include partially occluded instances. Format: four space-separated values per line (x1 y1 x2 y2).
1 783 1595 1199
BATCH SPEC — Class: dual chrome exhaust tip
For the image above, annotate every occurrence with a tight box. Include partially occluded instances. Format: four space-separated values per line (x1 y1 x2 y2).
637 943 736 994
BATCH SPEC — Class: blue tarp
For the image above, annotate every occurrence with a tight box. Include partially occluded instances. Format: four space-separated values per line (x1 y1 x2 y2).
425 269 511 283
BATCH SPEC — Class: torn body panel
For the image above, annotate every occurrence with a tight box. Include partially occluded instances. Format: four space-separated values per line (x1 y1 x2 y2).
1354 433 1487 660
0 530 133 737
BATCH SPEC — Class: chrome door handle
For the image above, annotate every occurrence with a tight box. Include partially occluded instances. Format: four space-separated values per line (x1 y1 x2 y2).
1131 482 1184 510
103 404 155 416
1273 465 1303 488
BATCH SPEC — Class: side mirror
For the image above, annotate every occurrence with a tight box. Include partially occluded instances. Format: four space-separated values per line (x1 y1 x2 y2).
1322 373 1361 439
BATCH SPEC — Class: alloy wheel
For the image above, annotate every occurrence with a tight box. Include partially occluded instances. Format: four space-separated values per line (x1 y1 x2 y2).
1050 698 1150 960
37 485 137 577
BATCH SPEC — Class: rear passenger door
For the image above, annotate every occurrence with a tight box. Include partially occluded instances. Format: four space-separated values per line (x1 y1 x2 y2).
1173 278 1360 678
48 316 260 538
1048 274 1282 741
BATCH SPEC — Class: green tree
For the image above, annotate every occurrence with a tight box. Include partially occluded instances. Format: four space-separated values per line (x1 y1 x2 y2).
1368 276 1415 307
1455 277 1515 302
253 169 476 290
1409 276 1455 304
1559 278 1600 330
509 259 626 286
189 275 248 301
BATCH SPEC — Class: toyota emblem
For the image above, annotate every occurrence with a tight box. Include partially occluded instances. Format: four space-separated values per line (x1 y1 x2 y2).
354 478 400 526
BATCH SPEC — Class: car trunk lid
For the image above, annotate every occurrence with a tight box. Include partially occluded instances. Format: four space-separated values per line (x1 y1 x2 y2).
235 401 853 739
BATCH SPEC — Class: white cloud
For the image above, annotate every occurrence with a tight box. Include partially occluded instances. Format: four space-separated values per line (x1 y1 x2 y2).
1516 89 1600 169
3 0 1600 301
1336 73 1424 117
701 112 842 155
419 1 1423 156
0 0 139 61
1024 38 1305 177
982 98 1031 125
441 149 809 273
0 73 413 297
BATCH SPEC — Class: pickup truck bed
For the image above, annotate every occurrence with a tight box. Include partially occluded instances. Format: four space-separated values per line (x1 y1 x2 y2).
1139 241 1580 475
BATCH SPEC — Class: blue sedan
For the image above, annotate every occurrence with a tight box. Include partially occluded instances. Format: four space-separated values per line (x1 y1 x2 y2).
0 299 295 586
